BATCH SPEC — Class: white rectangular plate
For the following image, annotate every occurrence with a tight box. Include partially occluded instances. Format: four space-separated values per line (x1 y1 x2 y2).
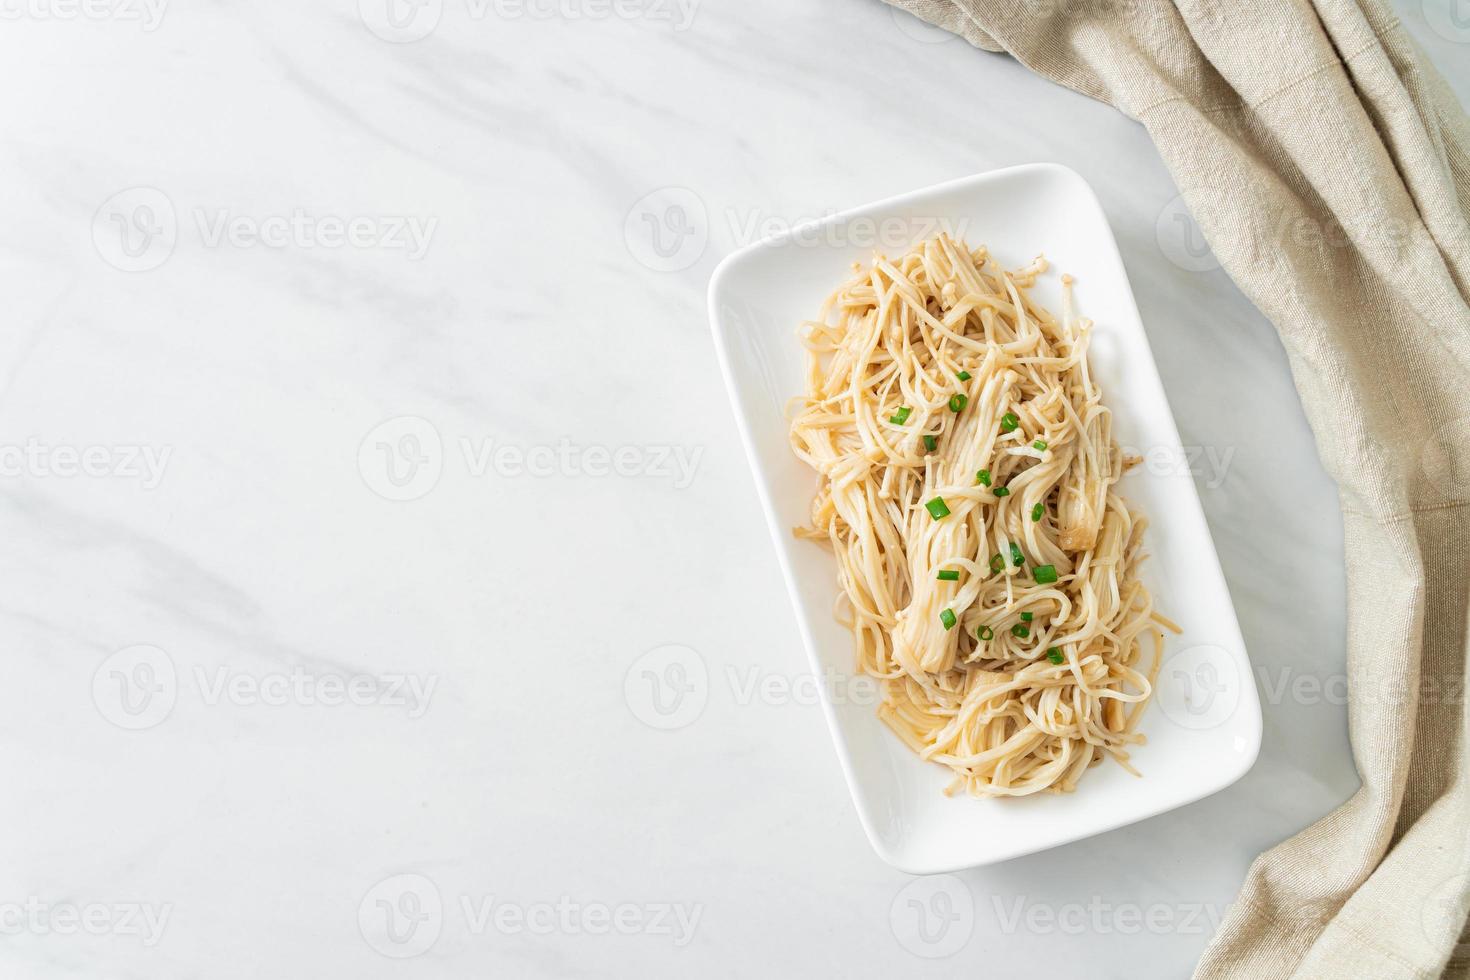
708 164 1261 874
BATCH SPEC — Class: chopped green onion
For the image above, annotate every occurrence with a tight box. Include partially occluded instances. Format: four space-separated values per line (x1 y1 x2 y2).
1011 624 1030 638
993 486 1011 498
1033 440 1048 451
1033 564 1059 584
976 469 991 486
1046 647 1064 664
936 569 960 581
1000 412 1020 433
925 497 951 520
948 393 968 413
939 608 957 630
1009 543 1024 567
923 434 938 452
1020 611 1033 622
889 406 911 425
978 625 994 641
956 370 972 382
989 553 1004 574
1031 502 1044 522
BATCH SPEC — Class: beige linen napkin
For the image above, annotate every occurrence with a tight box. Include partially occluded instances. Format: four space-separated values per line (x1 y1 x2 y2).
878 0 1470 976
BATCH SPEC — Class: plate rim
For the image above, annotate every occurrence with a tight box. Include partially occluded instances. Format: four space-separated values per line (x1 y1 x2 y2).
707 161 1262 874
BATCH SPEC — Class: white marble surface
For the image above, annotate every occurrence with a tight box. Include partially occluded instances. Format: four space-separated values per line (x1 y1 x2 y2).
0 2 1465 977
